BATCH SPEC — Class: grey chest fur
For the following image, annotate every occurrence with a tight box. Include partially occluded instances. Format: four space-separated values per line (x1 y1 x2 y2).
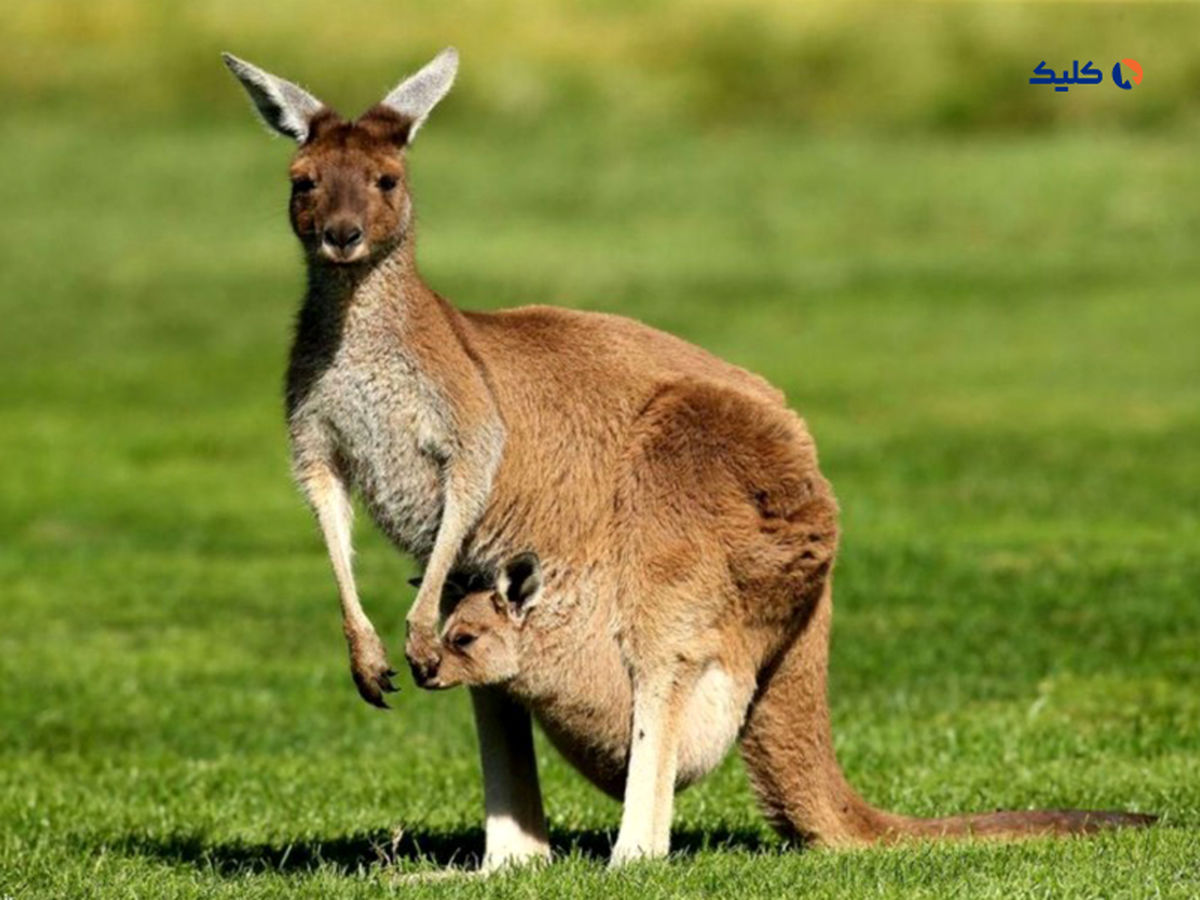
291 344 450 561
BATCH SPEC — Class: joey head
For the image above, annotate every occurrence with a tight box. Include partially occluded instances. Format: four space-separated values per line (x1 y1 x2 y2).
418 553 541 690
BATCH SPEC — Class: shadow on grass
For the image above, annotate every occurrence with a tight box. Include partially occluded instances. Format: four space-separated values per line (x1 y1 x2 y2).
98 825 780 876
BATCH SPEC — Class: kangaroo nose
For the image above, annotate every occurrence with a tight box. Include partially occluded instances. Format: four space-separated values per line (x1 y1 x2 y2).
323 223 363 249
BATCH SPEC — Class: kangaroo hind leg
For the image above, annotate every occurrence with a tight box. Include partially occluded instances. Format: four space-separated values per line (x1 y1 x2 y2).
610 656 705 866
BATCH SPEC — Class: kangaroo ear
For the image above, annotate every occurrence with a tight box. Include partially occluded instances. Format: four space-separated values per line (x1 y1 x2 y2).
379 47 458 143
499 552 541 622
222 53 326 143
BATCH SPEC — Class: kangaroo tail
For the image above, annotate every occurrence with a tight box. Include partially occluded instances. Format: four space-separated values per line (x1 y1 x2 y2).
738 580 1156 848
880 808 1156 841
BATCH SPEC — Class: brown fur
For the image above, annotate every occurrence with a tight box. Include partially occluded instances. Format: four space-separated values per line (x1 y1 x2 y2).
226 53 1155 866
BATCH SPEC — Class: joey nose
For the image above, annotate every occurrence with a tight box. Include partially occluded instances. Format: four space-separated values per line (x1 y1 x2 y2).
406 637 442 688
409 657 439 688
323 223 363 249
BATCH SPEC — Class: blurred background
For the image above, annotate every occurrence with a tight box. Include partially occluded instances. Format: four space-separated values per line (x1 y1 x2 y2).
8 1 1200 130
1 2 1197 896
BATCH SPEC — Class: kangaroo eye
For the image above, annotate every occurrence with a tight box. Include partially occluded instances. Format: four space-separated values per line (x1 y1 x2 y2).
377 174 398 191
452 633 476 650
291 176 316 193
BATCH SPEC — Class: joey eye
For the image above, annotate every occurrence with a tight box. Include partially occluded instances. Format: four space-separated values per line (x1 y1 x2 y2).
377 174 398 192
452 633 476 650
291 176 316 193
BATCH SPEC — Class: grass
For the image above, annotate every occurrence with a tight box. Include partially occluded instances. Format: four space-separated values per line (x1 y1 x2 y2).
1 106 1199 896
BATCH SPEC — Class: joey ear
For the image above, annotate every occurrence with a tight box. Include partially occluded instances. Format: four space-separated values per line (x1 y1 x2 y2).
222 53 326 142
379 47 458 143
499 552 542 622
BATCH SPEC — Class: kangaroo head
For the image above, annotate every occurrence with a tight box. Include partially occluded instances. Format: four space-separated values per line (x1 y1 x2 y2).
425 553 543 690
222 48 457 266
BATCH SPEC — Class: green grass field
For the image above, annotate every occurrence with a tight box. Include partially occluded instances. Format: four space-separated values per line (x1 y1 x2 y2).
3 41 1200 898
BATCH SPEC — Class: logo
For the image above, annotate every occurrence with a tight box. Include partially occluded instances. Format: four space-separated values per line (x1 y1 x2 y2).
1029 59 1143 92
1112 58 1143 90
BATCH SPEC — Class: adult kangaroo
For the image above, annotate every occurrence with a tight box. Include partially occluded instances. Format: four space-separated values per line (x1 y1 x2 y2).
223 49 1153 868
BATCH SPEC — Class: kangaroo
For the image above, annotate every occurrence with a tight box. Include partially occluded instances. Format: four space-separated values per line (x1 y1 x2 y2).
223 49 1154 869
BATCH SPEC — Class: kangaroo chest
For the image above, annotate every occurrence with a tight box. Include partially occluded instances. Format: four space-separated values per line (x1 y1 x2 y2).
291 340 451 561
